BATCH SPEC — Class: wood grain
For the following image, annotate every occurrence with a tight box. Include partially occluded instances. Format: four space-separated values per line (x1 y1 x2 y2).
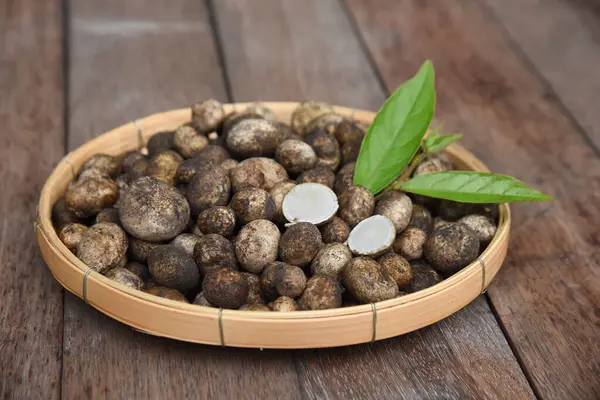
214 0 533 398
345 0 600 398
64 1 300 398
482 0 600 149
0 1 65 398
212 0 385 109
295 297 530 399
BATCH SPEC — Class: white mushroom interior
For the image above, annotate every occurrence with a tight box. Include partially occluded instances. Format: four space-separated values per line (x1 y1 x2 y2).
282 183 339 225
347 215 396 255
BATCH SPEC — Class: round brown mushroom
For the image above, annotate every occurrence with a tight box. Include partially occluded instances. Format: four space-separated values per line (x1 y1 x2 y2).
374 191 413 233
127 236 163 263
105 267 144 290
118 176 190 242
342 257 398 303
197 206 236 238
298 275 342 310
230 157 288 192
193 234 238 276
291 101 333 135
229 187 275 224
310 243 352 280
95 207 120 225
333 120 365 146
202 269 249 309
275 139 317 174
393 227 428 261
275 264 307 298
124 261 152 281
304 129 341 171
76 222 128 274
146 150 183 186
338 185 374 228
147 245 200 293
279 222 322 266
424 223 479 274
296 167 335 189
272 296 298 312
242 272 264 305
80 154 120 177
58 223 88 251
226 119 283 159
457 214 497 245
333 162 355 196
170 233 203 256
304 112 346 136
260 261 287 301
191 99 225 133
409 260 442 292
319 216 350 244
146 131 176 156
196 145 231 165
65 176 118 218
377 252 412 289
186 165 231 215
146 286 189 303
235 219 281 274
120 151 146 175
340 139 362 165
269 180 297 224
173 124 208 158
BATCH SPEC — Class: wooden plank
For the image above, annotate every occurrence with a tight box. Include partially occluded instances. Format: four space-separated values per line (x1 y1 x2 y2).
345 0 600 398
483 0 600 148
64 1 301 398
214 1 534 398
0 0 65 398
296 297 535 399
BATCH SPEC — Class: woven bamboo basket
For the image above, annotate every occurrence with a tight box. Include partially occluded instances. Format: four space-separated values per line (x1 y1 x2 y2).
36 102 510 349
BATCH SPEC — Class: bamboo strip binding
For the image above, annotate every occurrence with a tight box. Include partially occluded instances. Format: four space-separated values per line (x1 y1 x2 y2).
36 102 511 349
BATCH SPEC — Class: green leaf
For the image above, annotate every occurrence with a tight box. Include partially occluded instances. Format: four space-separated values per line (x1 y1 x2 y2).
424 133 463 153
354 60 436 194
398 171 552 203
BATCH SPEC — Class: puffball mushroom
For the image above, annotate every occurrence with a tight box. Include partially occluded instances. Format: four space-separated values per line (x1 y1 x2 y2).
65 175 118 218
105 267 144 291
342 257 399 303
338 185 375 228
147 245 200 293
76 222 128 274
230 157 288 192
191 99 225 134
279 222 322 266
226 119 283 159
347 215 396 256
424 223 479 274
202 269 249 309
235 219 281 274
272 296 298 312
291 101 334 135
282 183 338 226
118 177 190 242
298 275 343 310
310 243 352 280
374 191 413 233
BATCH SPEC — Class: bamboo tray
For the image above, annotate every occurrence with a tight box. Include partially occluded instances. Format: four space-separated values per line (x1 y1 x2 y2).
36 102 510 349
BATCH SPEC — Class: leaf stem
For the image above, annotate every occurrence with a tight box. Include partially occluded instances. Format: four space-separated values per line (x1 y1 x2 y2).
375 151 426 199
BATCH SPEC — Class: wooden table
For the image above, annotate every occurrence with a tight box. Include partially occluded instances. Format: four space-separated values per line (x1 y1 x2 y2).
1 0 599 398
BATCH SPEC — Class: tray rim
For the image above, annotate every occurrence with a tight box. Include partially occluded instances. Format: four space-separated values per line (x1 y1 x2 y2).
36 102 511 348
